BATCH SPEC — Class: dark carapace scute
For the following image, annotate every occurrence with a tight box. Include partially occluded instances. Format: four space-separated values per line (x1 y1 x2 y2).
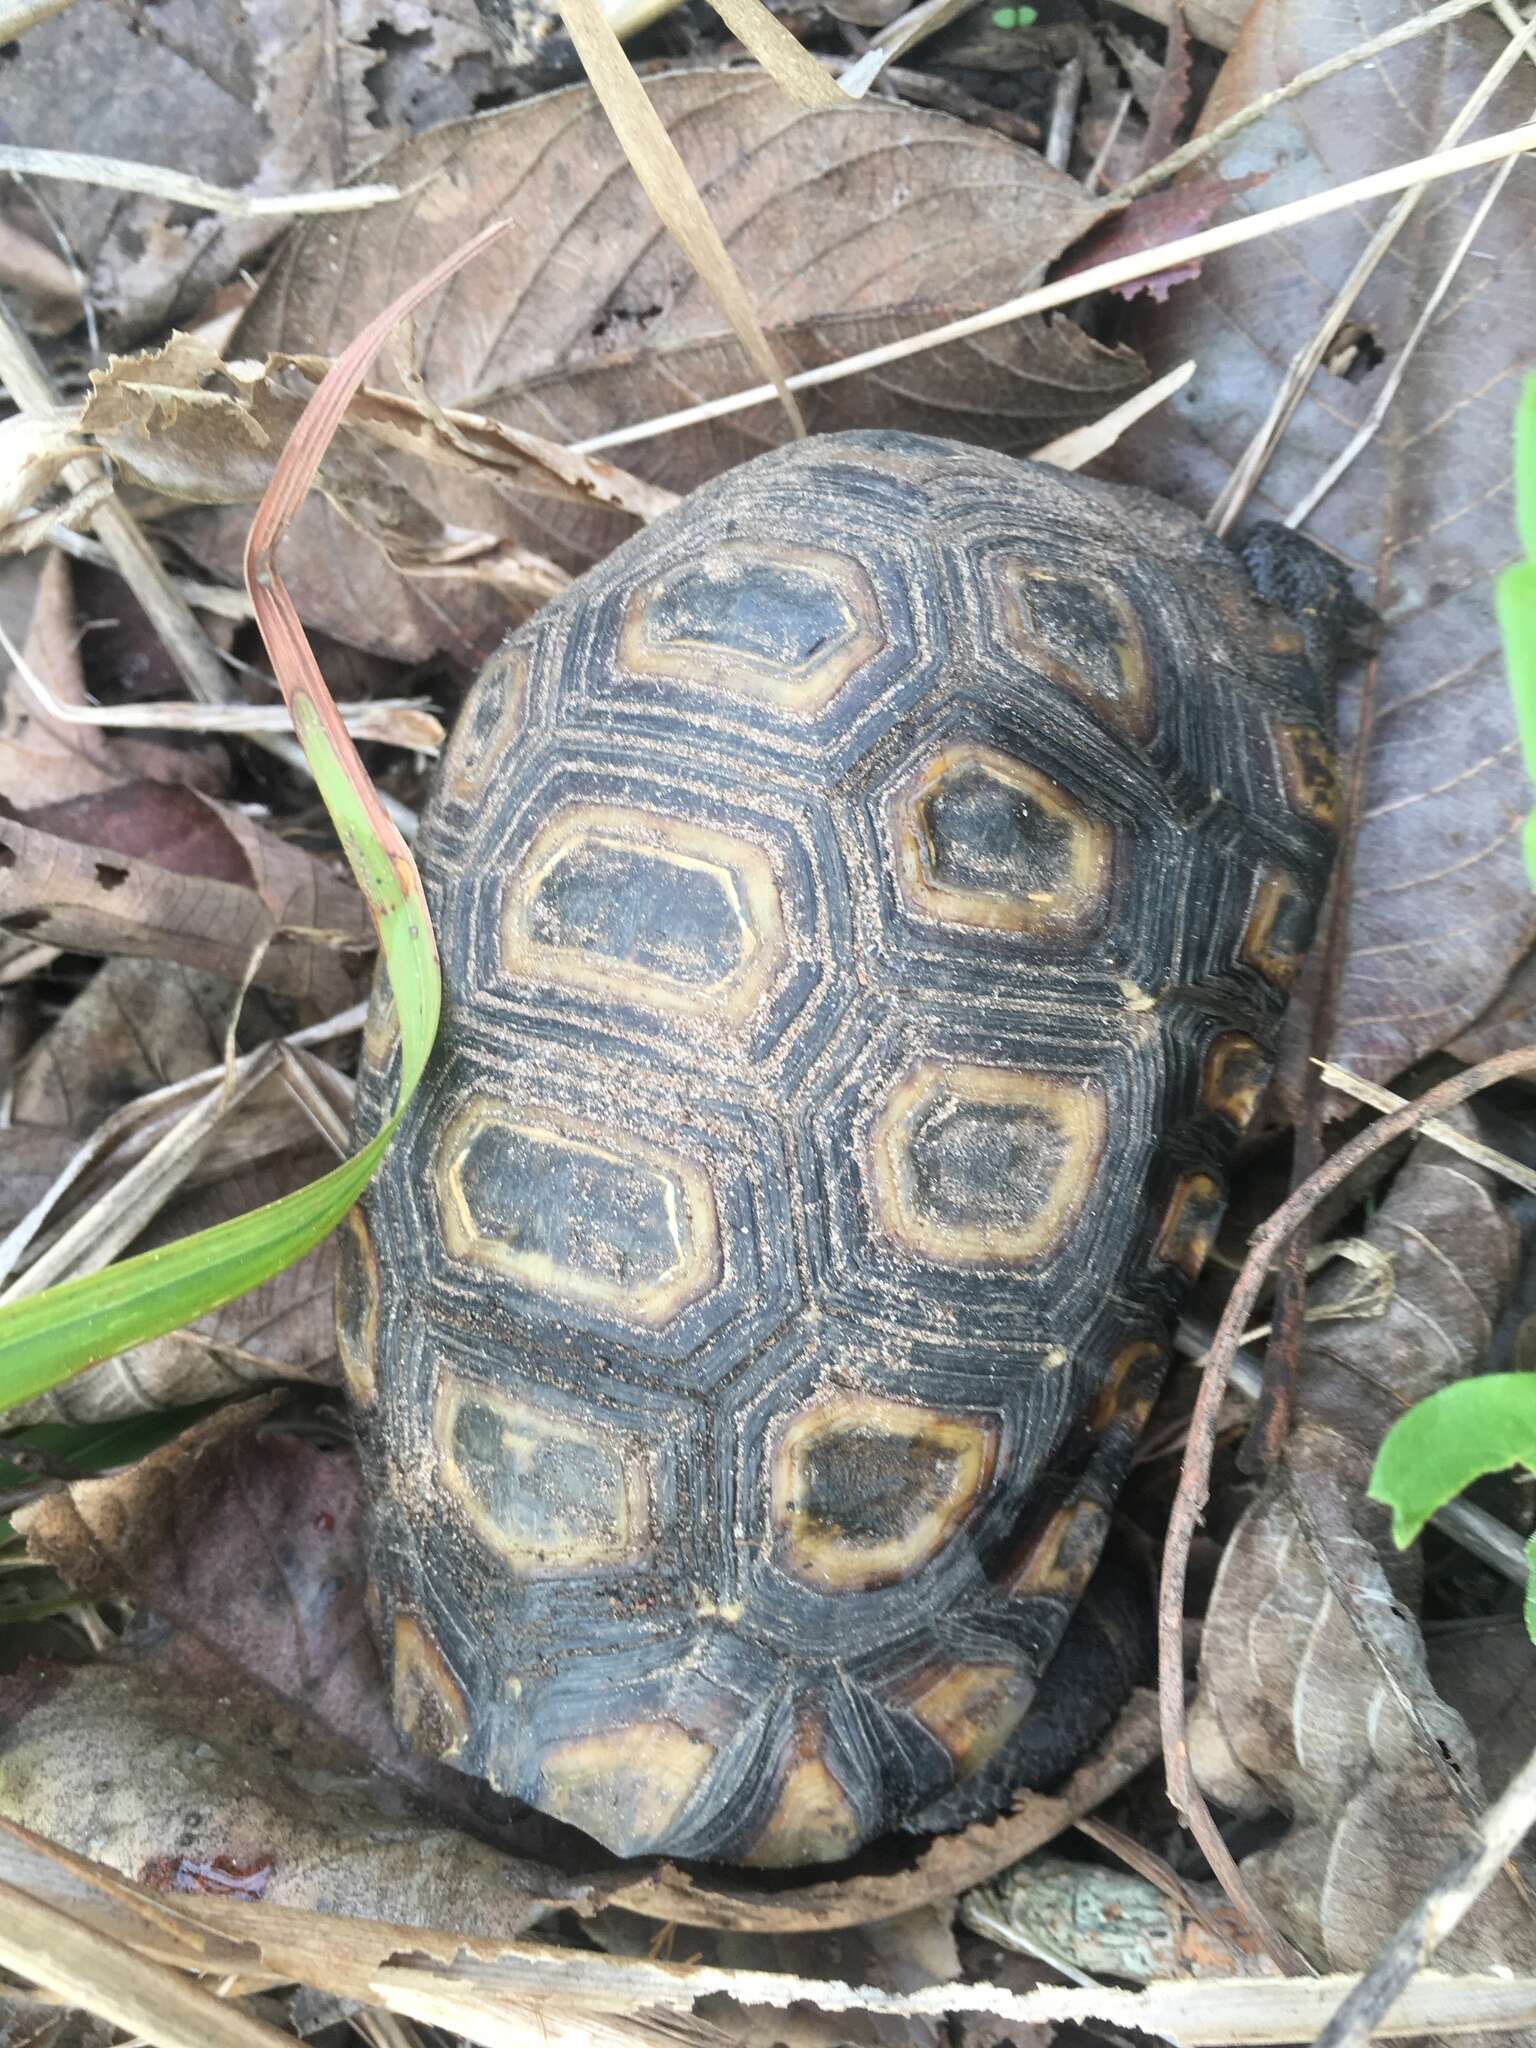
340 431 1336 1866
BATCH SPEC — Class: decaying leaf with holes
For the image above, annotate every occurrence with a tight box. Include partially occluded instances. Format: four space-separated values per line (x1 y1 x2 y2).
1188 1118 1536 1985
341 432 1339 1866
0 782 370 1014
177 70 1145 661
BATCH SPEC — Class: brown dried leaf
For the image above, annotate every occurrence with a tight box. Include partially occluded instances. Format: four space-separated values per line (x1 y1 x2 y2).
0 553 226 810
0 1654 556 1937
1106 0 1536 1083
0 784 370 1012
12 957 247 1134
183 71 1143 661
16 1402 422 1773
0 0 509 345
1188 1125 1536 1982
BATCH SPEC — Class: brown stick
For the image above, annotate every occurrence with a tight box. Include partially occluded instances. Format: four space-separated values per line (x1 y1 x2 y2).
1156 1044 1536 1974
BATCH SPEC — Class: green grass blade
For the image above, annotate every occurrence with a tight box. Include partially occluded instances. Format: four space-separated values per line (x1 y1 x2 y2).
1515 371 1536 566
0 692 437 1416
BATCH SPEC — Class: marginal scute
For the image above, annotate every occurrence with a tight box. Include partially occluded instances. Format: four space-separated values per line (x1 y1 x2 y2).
540 1720 715 1856
500 800 788 1026
992 558 1154 740
335 1207 379 1405
1272 720 1340 828
434 1372 650 1572
1089 1338 1165 1436
440 647 529 803
1154 1172 1225 1281
773 1392 998 1591
393 1614 471 1762
743 1719 862 1866
872 1060 1108 1265
905 1660 1036 1777
1241 867 1312 991
1004 1497 1113 1602
618 540 885 713
435 1095 721 1327
888 741 1113 937
1200 1032 1269 1132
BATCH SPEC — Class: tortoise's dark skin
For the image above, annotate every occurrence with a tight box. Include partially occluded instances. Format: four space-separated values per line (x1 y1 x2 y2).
340 432 1337 1865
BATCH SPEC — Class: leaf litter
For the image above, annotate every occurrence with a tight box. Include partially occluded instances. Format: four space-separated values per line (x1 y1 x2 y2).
4 0 1536 2040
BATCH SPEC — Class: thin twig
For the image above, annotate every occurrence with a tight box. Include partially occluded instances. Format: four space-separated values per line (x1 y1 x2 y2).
1031 361 1196 470
1046 57 1086 173
1086 90 1135 192
1111 0 1493 203
568 117 1536 455
0 146 399 218
47 530 253 618
1207 8 1536 534
1311 1736 1536 2047
1158 1045 1536 1973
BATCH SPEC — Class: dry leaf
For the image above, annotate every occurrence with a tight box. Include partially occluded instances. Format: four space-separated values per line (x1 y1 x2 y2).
0 782 371 1013
0 553 227 810
0 1652 558 1937
1188 1122 1536 1984
181 71 1143 660
1059 173 1267 303
1107 0 1536 1084
12 957 251 1134
0 0 512 345
555 0 805 433
15 1403 431 1778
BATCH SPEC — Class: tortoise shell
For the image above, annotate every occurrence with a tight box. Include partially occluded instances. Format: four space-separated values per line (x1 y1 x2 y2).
341 431 1336 1866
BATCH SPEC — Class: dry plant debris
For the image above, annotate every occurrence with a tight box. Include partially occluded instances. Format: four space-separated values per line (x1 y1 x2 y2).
2 0 1536 2042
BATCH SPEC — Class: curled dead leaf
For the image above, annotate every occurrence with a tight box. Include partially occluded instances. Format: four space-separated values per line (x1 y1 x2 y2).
1188 1123 1536 1985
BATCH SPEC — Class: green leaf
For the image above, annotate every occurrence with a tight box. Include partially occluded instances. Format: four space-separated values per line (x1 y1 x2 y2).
1515 370 1536 566
0 693 438 1417
1368 1374 1536 1548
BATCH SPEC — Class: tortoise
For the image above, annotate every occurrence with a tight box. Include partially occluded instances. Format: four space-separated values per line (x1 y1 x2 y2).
338 430 1339 1866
